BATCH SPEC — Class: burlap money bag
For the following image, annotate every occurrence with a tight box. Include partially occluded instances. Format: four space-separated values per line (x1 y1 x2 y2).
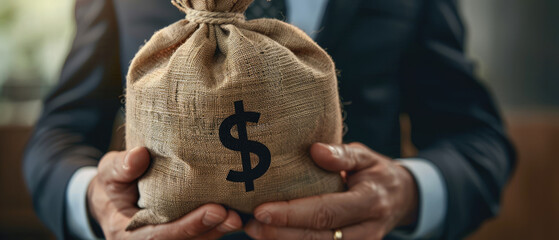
125 0 345 230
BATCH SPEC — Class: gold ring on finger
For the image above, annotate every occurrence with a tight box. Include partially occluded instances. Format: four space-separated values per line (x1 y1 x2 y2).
333 228 343 240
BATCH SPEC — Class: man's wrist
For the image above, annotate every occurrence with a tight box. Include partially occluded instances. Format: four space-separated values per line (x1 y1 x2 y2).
65 166 102 239
86 177 105 238
396 164 419 228
389 158 447 239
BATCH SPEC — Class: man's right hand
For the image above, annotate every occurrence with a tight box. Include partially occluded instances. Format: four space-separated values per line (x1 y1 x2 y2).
87 147 242 239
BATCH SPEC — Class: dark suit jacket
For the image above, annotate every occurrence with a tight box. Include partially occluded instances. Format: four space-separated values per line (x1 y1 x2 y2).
23 0 515 239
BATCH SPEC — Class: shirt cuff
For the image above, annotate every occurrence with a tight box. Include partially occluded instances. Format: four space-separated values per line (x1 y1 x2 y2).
390 158 447 239
65 166 102 240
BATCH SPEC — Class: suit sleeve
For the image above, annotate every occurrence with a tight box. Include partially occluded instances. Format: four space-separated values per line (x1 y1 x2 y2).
400 0 516 238
22 0 122 238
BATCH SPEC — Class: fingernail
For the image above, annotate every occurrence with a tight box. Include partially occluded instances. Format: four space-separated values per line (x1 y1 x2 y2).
203 211 225 227
323 144 340 159
255 211 272 224
216 221 237 233
123 151 133 170
124 147 143 170
246 220 261 238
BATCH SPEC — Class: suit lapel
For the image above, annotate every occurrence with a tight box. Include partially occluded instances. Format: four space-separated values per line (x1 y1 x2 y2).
316 0 364 51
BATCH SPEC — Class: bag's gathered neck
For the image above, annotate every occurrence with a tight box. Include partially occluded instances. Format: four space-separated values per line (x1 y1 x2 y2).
172 0 253 25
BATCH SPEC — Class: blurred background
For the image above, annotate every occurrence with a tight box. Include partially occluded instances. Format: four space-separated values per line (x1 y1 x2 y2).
0 0 557 239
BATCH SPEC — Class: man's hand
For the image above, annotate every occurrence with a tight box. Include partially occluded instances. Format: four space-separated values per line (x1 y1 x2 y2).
87 147 242 239
245 143 419 240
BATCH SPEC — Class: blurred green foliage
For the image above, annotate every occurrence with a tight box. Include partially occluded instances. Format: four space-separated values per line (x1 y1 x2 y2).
0 0 75 87
0 0 75 125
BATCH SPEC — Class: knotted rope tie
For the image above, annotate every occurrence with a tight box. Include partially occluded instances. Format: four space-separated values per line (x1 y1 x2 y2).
186 8 245 24
172 0 245 25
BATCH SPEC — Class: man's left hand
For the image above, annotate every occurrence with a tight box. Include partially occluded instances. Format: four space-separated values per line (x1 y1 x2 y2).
245 142 419 240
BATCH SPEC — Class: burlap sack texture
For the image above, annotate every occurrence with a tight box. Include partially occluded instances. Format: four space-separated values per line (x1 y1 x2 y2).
125 0 345 230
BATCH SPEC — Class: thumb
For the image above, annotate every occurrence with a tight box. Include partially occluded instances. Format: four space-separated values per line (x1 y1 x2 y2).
110 147 151 184
310 143 379 172
310 143 346 172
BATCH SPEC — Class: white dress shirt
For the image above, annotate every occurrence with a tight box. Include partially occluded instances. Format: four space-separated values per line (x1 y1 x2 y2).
66 1 447 239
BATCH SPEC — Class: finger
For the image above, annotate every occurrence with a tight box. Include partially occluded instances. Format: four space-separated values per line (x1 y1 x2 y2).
245 220 386 240
194 210 243 240
310 143 380 172
215 210 243 233
253 187 377 230
110 147 151 184
132 203 227 240
338 220 386 240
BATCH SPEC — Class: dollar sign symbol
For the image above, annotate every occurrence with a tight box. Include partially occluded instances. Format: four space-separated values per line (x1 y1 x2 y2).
219 100 271 192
